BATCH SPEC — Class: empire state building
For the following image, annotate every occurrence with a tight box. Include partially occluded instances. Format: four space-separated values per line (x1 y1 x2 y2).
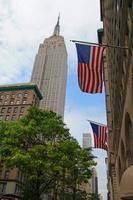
31 17 68 117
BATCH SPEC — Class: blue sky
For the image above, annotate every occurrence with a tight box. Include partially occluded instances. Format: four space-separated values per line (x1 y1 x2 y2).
0 0 107 198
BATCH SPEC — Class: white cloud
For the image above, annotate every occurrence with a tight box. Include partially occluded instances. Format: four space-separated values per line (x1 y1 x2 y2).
0 0 102 83
0 0 106 198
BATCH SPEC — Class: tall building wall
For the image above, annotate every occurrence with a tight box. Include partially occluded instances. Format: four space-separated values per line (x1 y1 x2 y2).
82 133 92 148
31 18 68 117
92 168 98 194
100 0 133 199
0 83 42 200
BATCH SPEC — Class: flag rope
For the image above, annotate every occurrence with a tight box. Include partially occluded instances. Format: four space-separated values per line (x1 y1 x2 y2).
70 40 131 50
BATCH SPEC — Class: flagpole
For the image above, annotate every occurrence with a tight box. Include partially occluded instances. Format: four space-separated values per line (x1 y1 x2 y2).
87 119 107 127
70 40 131 50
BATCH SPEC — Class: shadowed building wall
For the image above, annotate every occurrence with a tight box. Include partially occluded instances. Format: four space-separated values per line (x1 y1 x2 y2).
0 83 42 200
99 0 133 199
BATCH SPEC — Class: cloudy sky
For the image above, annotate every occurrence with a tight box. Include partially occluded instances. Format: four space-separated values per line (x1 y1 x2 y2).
0 0 107 199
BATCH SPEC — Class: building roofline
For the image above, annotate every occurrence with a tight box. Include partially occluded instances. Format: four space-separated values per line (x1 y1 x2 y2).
0 82 43 100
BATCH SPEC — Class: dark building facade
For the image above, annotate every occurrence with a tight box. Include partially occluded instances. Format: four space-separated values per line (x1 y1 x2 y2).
0 83 42 200
100 0 133 199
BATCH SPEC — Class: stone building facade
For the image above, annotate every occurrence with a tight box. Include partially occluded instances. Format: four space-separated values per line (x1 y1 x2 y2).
0 83 42 200
31 17 68 117
99 0 133 199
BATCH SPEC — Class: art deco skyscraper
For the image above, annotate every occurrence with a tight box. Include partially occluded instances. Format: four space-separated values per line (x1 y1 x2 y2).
82 133 92 148
31 16 68 117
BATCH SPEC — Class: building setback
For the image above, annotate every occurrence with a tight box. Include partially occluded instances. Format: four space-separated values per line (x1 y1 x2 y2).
31 16 68 117
99 0 133 199
0 83 42 200
82 133 92 149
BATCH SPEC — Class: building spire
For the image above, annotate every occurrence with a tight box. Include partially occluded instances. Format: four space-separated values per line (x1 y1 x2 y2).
53 14 60 36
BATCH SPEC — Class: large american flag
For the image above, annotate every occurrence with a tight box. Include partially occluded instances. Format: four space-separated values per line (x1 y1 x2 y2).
90 122 107 150
76 43 105 93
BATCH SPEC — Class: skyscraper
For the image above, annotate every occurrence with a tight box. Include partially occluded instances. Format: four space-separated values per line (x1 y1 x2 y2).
82 133 92 148
92 168 98 194
31 16 68 117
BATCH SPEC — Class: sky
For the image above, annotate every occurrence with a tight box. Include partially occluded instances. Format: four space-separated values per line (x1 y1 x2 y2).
0 0 107 199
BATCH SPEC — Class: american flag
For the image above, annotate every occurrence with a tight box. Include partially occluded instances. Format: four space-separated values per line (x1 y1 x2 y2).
76 43 105 93
90 122 107 150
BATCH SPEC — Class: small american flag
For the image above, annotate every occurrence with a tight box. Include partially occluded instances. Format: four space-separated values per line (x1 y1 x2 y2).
76 43 105 93
90 122 107 150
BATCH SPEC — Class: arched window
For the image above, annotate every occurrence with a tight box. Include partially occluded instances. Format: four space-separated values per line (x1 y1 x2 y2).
125 113 133 165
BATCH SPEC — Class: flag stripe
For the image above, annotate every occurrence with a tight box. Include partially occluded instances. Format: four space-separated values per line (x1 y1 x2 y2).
90 122 107 150
76 44 105 93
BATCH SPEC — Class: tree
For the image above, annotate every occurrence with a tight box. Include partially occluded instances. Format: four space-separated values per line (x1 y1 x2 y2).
0 107 96 200
88 193 100 200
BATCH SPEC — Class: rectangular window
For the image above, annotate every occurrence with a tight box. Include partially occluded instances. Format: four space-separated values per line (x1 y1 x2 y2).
24 93 28 97
0 115 3 120
20 107 24 113
12 94 15 98
19 115 23 119
5 94 9 99
4 170 10 179
12 115 16 121
0 95 4 99
1 108 5 113
4 101 8 105
14 107 18 113
5 115 10 121
10 101 14 105
17 93 22 97
15 184 21 195
22 101 26 104
16 100 20 105
0 182 7 193
7 107 12 113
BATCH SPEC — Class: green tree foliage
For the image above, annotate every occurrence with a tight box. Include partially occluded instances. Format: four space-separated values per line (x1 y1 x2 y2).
0 107 96 200
88 193 100 200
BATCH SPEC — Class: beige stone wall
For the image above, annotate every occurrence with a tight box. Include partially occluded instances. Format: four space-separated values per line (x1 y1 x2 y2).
100 0 133 199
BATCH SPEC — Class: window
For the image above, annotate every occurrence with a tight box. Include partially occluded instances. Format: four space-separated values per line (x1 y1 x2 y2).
0 182 7 193
17 93 22 97
10 101 14 105
0 95 4 99
12 115 16 121
5 115 10 121
20 107 24 113
14 107 18 113
1 108 5 113
12 94 15 98
4 170 9 179
5 94 9 99
7 107 12 113
19 115 23 119
22 100 26 104
16 100 20 105
0 115 3 120
15 184 21 195
0 169 2 178
24 93 28 97
4 101 8 105
128 0 133 9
